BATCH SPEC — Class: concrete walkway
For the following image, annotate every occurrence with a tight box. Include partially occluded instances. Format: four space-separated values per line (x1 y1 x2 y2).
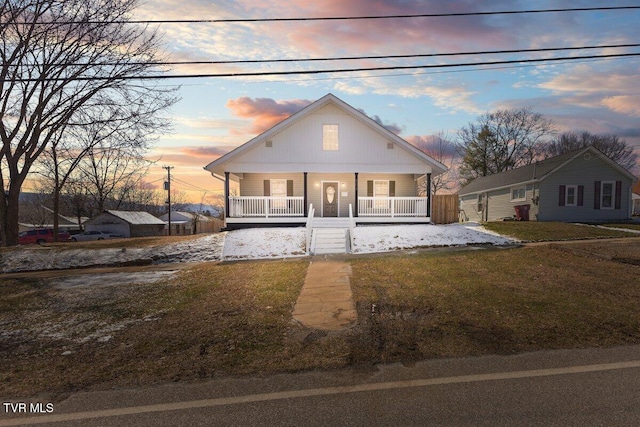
292 260 356 330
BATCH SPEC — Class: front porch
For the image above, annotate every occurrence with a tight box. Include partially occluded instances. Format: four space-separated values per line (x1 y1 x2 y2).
225 196 431 226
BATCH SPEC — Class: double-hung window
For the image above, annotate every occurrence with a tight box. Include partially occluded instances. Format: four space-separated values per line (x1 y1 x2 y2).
374 180 389 209
559 184 583 207
565 185 577 206
601 181 614 209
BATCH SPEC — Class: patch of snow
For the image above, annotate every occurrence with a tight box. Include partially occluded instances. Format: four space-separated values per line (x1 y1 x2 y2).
0 223 515 273
51 271 179 288
222 227 307 260
351 223 515 253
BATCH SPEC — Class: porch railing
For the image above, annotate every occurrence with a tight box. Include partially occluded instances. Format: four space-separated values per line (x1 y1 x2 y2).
358 197 428 217
229 196 305 217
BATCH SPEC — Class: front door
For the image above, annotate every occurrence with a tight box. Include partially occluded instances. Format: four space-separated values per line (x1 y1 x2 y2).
322 182 338 217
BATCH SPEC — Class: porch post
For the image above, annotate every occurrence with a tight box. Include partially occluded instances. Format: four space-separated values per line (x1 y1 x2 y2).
303 172 308 216
224 172 230 218
426 173 432 217
354 172 359 217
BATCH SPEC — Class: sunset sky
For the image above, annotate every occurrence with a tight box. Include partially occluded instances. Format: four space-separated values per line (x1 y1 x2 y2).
132 0 640 205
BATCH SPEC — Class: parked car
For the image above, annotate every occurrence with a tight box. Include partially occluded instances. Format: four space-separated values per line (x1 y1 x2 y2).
71 230 122 242
18 229 72 245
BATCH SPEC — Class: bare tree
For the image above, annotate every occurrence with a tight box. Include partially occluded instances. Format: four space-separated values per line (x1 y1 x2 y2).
457 108 555 185
37 93 173 239
0 0 176 245
543 131 638 171
410 131 459 194
79 141 155 213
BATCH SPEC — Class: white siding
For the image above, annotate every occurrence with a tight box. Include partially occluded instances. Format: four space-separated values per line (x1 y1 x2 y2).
225 104 433 174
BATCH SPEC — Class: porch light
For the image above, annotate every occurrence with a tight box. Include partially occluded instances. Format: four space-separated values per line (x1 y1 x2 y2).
341 182 346 188
314 182 320 188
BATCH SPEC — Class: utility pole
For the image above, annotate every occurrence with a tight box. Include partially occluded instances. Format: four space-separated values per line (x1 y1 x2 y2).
163 166 174 236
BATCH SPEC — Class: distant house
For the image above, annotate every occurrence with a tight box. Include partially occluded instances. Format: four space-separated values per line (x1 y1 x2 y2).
84 210 166 237
204 93 447 229
18 206 85 233
459 146 636 222
159 211 221 235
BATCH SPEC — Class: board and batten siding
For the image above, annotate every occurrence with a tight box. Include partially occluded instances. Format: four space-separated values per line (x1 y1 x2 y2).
224 104 433 174
538 154 633 221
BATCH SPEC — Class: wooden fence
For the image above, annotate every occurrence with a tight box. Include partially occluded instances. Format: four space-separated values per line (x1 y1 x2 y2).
431 193 459 224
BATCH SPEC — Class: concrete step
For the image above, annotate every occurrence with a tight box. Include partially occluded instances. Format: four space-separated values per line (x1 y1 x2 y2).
312 218 351 228
312 228 347 254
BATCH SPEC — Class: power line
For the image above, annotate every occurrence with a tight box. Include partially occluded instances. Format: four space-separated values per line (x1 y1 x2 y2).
171 176 211 194
6 51 640 82
15 43 637 67
42 6 640 24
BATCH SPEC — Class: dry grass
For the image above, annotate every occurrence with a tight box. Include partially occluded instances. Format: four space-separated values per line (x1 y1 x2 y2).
483 221 636 241
348 244 640 363
2 240 640 399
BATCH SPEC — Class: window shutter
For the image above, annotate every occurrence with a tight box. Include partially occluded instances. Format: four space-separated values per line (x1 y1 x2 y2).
594 181 601 210
367 181 373 197
577 185 584 206
287 180 294 197
559 185 566 206
263 180 270 196
615 181 622 209
389 181 396 197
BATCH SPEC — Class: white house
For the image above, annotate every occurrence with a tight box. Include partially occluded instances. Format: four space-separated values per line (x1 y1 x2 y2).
204 94 447 229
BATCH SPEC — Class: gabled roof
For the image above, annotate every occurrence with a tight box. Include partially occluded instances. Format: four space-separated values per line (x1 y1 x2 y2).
459 146 636 196
204 93 447 176
90 210 166 225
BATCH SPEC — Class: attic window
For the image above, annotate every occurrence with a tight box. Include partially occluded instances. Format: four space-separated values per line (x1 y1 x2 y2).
323 124 339 151
265 140 273 148
387 142 394 149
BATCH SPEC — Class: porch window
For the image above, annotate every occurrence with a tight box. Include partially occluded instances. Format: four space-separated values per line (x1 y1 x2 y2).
374 180 389 209
270 179 287 198
323 124 339 151
268 179 288 209
374 180 389 198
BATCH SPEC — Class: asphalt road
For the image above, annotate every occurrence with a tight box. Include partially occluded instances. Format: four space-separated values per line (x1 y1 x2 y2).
2 345 639 426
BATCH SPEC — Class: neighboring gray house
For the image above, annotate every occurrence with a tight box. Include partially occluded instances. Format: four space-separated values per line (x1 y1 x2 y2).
459 147 636 222
84 210 166 237
204 93 447 229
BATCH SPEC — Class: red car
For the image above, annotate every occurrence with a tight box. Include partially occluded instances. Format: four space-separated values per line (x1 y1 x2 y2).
18 229 72 245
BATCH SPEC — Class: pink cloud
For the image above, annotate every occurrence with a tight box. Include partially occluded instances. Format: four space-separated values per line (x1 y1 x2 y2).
269 0 516 55
601 95 640 118
226 97 312 134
